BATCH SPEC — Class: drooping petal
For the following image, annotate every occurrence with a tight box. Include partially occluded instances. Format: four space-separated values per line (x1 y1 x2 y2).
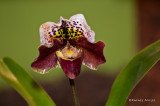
31 39 67 74
69 14 95 43
56 44 83 79
69 37 106 70
58 54 83 79
32 14 106 77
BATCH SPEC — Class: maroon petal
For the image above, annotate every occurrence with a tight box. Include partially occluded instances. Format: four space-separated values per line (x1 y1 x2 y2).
69 37 106 70
31 39 66 74
58 55 83 79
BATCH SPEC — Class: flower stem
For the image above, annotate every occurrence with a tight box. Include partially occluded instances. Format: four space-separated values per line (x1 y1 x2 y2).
69 78 79 106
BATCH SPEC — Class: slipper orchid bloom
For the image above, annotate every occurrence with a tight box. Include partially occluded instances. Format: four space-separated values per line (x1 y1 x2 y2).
31 14 106 79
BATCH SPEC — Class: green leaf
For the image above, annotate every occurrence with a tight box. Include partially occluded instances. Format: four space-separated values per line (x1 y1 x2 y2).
106 40 160 106
0 57 56 106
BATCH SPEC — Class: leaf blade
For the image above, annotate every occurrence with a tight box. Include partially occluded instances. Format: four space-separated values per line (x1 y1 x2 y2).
106 40 160 106
0 57 56 106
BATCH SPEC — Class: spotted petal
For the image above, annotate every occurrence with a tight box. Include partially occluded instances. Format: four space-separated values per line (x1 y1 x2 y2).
31 39 66 74
69 37 106 70
40 22 60 48
69 14 95 43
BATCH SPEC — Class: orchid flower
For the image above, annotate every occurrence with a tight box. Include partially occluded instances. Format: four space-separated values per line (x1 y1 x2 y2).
31 14 106 79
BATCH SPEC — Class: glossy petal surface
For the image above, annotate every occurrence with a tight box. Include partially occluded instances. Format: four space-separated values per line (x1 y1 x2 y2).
58 53 83 79
70 37 106 70
31 39 66 74
32 14 106 78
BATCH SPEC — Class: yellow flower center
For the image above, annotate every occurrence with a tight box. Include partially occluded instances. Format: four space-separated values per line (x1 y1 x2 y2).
67 50 72 55
56 45 82 60
53 27 84 40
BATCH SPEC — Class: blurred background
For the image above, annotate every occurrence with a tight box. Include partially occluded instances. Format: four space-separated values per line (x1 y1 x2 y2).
0 0 160 106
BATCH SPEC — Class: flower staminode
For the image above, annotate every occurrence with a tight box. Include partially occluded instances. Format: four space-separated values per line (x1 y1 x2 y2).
56 45 82 60
31 14 106 79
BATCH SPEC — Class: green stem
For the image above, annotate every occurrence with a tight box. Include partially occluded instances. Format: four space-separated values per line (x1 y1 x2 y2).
69 79 79 106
